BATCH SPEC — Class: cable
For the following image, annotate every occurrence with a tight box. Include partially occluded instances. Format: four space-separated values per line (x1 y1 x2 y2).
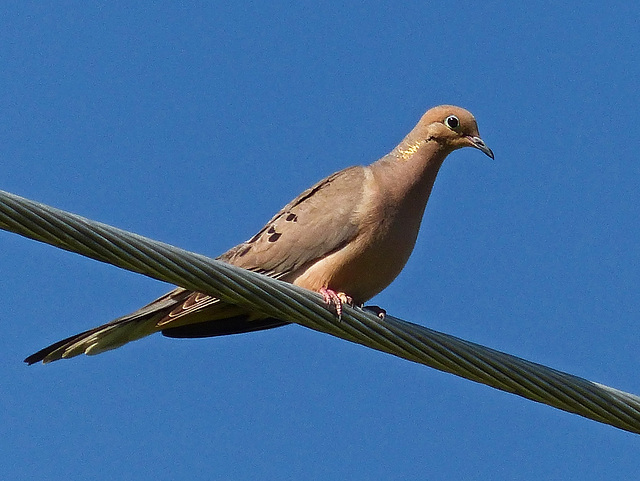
1 188 639 434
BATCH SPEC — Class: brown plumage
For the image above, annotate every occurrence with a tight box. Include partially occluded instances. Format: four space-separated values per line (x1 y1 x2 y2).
25 105 493 364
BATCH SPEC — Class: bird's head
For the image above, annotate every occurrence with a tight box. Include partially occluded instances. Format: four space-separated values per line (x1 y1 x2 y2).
419 105 494 159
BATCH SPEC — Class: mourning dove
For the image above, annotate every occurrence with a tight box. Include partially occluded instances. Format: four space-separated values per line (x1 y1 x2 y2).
25 105 493 364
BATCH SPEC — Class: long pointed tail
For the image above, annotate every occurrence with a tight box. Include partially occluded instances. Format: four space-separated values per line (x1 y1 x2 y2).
25 312 165 364
25 287 289 364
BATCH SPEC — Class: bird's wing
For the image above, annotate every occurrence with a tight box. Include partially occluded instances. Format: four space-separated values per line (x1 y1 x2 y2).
155 165 367 325
218 165 366 276
26 166 367 363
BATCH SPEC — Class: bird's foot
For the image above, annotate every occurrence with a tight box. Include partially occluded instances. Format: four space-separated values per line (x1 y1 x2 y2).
362 305 386 319
320 287 352 320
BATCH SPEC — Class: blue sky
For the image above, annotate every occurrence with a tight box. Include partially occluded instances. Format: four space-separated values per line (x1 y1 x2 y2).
1 2 639 479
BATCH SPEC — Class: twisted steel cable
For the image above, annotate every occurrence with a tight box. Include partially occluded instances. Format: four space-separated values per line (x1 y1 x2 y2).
1 189 639 434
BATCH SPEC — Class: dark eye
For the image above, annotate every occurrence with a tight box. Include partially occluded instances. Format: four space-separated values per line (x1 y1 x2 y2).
445 115 460 130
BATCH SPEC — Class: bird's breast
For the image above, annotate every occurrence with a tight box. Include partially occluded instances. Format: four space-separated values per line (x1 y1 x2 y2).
291 176 424 304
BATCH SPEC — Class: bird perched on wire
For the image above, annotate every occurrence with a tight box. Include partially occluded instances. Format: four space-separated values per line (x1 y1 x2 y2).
25 105 493 364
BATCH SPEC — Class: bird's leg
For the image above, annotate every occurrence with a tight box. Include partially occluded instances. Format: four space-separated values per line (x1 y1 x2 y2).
319 287 353 320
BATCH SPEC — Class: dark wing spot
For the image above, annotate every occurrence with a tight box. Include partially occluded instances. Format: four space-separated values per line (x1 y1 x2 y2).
285 213 297 222
268 232 282 242
267 225 276 234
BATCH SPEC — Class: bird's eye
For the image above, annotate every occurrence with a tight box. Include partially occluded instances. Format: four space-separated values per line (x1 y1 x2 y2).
445 115 460 130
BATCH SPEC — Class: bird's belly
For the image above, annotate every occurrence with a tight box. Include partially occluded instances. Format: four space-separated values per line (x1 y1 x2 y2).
290 222 418 304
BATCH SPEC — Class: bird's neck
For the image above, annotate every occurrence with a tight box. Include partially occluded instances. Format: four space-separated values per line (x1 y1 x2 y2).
374 136 449 211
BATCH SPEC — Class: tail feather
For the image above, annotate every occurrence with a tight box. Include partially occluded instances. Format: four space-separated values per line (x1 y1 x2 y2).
24 314 162 365
25 287 193 364
25 287 290 364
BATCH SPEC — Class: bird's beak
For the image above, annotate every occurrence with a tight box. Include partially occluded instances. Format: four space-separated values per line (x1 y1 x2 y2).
467 136 494 159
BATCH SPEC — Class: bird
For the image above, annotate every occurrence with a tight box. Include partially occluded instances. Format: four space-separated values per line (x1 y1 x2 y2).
25 105 493 364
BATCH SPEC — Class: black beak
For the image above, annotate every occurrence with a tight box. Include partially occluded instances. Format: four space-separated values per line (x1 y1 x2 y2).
468 136 494 159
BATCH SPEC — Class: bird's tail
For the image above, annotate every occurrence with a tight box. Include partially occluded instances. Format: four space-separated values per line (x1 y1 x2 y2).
24 308 171 364
25 286 290 364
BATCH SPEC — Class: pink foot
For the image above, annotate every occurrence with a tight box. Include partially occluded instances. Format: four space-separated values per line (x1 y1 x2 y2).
319 287 353 320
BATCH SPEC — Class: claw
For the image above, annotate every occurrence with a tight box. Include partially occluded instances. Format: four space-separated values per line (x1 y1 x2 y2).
362 305 386 319
320 287 353 320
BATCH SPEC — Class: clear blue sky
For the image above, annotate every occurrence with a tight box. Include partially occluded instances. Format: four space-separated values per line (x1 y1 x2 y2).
1 2 639 479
